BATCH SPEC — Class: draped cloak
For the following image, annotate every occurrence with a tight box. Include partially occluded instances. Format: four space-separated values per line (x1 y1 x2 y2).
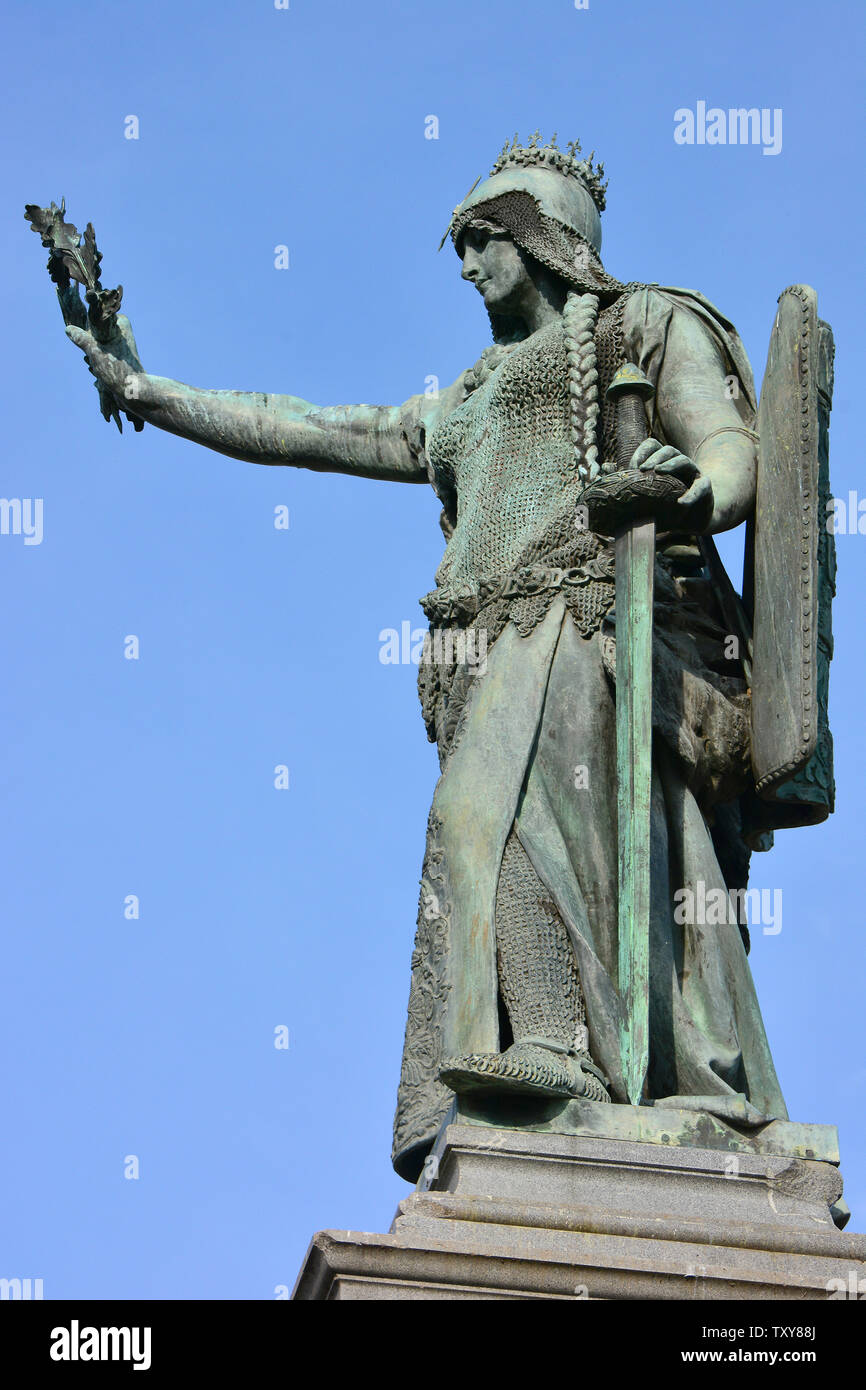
390 285 788 1182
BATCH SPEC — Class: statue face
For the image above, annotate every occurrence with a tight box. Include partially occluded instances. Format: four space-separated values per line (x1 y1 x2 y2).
460 222 534 316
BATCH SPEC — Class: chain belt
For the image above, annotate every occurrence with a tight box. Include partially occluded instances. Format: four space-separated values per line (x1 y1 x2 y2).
420 551 616 626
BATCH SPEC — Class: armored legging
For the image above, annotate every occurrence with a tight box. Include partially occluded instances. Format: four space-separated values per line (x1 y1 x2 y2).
495 827 586 1051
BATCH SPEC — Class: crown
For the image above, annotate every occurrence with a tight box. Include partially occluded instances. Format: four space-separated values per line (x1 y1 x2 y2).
490 131 607 213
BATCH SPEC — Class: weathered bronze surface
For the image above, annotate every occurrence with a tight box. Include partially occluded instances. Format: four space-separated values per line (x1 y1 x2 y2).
27 133 836 1186
750 285 836 821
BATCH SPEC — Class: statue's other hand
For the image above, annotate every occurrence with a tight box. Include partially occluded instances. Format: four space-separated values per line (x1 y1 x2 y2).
631 436 714 532
66 318 151 432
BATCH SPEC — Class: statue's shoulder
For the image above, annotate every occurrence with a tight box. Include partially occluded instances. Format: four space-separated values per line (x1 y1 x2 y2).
618 284 757 412
620 283 733 336
599 282 704 359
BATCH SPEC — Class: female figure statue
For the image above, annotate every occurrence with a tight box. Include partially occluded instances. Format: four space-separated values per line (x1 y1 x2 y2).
64 135 792 1183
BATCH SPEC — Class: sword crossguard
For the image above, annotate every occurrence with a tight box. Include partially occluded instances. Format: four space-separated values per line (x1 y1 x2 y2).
579 469 687 537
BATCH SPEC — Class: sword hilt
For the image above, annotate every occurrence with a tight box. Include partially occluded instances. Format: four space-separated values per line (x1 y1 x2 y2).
607 362 655 472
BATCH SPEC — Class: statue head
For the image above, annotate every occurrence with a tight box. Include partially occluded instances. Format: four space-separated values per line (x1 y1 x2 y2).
448 134 622 341
459 217 567 329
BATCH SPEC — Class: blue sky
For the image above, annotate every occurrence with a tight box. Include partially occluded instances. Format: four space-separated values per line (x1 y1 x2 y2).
2 0 864 1296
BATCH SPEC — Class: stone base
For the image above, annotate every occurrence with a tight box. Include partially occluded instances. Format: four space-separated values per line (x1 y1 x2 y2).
293 1110 865 1300
447 1092 843 1166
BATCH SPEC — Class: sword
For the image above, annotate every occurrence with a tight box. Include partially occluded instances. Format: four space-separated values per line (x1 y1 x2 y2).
607 364 657 1106
582 366 682 1102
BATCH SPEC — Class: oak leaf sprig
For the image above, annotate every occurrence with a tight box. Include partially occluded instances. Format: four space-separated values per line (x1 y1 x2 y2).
24 199 143 432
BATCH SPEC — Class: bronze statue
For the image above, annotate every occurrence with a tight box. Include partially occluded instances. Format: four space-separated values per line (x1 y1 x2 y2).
27 133 835 1184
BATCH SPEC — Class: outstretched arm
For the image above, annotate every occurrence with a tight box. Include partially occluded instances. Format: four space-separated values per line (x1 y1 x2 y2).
66 320 444 483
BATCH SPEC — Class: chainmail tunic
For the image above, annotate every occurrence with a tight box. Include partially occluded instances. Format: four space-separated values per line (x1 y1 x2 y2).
417 296 633 761
429 316 585 589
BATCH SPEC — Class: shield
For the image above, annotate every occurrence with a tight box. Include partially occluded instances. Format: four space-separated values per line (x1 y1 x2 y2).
748 284 836 829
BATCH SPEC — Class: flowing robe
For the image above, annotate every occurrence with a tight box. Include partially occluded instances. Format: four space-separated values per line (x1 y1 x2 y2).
390 286 788 1182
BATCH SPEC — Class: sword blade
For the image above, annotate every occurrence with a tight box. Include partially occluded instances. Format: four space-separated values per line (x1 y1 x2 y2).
615 515 654 1104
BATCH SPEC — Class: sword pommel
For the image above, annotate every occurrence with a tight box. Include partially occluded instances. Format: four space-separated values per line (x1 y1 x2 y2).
606 362 654 402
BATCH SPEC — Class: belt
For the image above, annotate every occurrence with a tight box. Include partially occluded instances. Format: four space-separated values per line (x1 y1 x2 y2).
421 552 616 626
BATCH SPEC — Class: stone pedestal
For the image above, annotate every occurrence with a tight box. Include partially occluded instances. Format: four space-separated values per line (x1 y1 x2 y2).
292 1105 865 1300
